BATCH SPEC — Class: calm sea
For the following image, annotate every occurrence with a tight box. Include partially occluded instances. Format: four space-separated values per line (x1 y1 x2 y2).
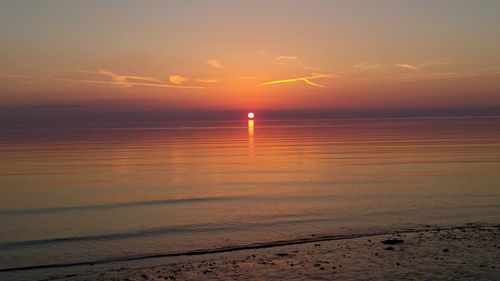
1 117 500 279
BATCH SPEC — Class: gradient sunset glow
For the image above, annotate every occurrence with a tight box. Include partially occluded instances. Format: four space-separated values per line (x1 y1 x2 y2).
1 1 500 123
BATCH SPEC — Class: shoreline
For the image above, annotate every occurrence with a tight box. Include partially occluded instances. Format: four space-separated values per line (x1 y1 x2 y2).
2 223 497 273
5 223 497 281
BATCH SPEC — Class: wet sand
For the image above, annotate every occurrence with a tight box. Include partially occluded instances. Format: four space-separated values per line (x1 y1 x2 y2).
41 224 500 281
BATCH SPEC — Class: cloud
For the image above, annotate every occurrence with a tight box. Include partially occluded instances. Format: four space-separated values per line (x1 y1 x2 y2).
1 68 206 89
272 56 298 65
0 74 37 79
170 75 220 85
56 70 204 89
407 67 500 81
269 54 321 71
54 77 205 89
169 75 189 85
194 78 219 83
98 70 163 88
394 64 419 71
353 63 384 70
262 73 337 88
206 59 222 68
395 58 453 71
0 73 46 85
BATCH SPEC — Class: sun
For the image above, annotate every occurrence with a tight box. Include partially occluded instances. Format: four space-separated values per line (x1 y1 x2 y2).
247 112 255 119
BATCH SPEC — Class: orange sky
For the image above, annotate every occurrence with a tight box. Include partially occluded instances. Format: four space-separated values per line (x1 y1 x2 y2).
1 1 500 114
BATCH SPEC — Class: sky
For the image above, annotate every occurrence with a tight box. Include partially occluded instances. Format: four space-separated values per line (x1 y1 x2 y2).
1 0 500 122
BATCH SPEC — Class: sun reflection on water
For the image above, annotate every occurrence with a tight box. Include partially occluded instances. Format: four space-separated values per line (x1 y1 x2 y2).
248 119 254 155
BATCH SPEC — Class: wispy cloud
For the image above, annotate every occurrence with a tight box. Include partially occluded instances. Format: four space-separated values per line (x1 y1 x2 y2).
353 63 384 70
206 59 222 68
395 58 453 71
268 54 321 71
2 68 206 89
262 73 337 88
406 67 500 81
194 78 219 83
54 77 205 89
57 70 204 89
272 56 298 65
170 75 220 85
0 74 38 79
0 73 47 85
394 64 419 71
98 70 162 87
169 75 189 85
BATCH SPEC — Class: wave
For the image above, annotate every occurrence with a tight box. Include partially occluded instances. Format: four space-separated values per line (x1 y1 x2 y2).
3 203 499 250
0 217 335 249
0 223 496 273
2 190 499 217
0 196 245 216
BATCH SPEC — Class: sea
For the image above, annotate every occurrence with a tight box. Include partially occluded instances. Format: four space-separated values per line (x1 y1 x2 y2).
1 116 500 280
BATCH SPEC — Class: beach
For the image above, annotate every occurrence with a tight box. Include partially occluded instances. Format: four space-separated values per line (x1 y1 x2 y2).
38 224 500 281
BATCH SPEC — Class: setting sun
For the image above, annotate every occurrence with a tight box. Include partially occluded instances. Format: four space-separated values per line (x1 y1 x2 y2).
248 112 255 119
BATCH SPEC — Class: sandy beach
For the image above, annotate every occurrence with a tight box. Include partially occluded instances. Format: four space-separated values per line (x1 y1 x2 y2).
38 224 499 281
